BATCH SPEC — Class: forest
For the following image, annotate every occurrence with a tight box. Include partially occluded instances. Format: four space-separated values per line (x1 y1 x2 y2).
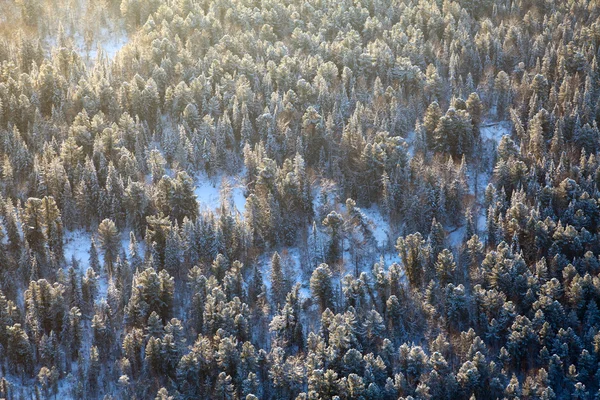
0 0 598 398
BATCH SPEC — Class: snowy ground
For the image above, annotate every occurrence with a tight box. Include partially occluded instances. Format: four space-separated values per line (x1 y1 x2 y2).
480 120 512 143
403 130 416 157
403 120 511 250
360 206 393 248
194 173 247 214
63 230 93 269
82 29 129 63
447 225 467 248
43 5 129 66
63 229 134 302
469 120 512 241
478 122 512 203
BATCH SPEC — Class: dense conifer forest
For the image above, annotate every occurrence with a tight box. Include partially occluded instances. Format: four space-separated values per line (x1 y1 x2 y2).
1 0 600 398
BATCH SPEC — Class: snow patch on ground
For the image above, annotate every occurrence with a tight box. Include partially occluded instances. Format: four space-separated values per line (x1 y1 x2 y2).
232 187 247 214
195 177 223 211
195 173 247 214
380 252 402 267
98 30 129 60
480 121 512 143
403 130 416 157
473 120 512 238
45 14 129 66
73 16 129 63
63 230 93 269
359 205 392 247
477 212 487 232
63 229 134 302
448 226 466 248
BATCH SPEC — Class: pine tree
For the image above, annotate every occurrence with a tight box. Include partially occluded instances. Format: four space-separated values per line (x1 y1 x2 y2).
435 249 457 286
145 336 163 375
466 92 483 129
396 233 428 289
23 197 47 260
322 211 344 265
38 366 59 398
155 387 173 400
125 267 174 326
310 264 334 312
6 323 32 374
88 345 100 391
82 267 98 315
41 196 63 262
98 219 120 278
429 218 447 261
528 113 546 159
423 102 443 148
67 307 83 361
466 235 484 285
495 71 511 119
89 238 100 272
171 171 198 223
270 252 287 307
164 228 182 278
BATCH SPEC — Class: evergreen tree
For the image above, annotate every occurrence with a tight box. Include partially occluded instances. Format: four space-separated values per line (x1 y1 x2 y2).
310 264 334 312
435 249 457 286
6 323 33 374
270 251 287 307
98 219 120 278
396 233 428 289
322 211 344 265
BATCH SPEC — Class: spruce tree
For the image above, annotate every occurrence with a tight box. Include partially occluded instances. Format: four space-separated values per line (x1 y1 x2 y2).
98 219 120 278
310 264 334 312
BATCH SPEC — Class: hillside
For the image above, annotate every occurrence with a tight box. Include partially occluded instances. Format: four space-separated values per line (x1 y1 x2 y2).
0 0 598 399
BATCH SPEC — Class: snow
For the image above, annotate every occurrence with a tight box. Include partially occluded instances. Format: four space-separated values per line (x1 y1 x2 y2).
359 205 392 248
99 31 129 60
195 173 247 214
380 252 402 267
63 230 92 270
195 177 223 210
403 130 416 157
232 187 247 213
72 25 128 65
477 212 487 232
63 229 133 302
256 246 314 302
472 120 512 239
480 121 512 143
448 226 466 248
351 204 403 267
45 14 129 66
63 230 107 299
298 285 312 300
84 33 129 63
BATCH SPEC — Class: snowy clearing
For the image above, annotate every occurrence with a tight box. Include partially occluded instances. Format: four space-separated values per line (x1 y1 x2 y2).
63 229 133 302
480 121 512 144
195 173 247 214
359 205 393 248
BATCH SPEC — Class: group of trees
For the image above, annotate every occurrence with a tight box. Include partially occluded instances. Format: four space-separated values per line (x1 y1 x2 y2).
1 0 600 399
